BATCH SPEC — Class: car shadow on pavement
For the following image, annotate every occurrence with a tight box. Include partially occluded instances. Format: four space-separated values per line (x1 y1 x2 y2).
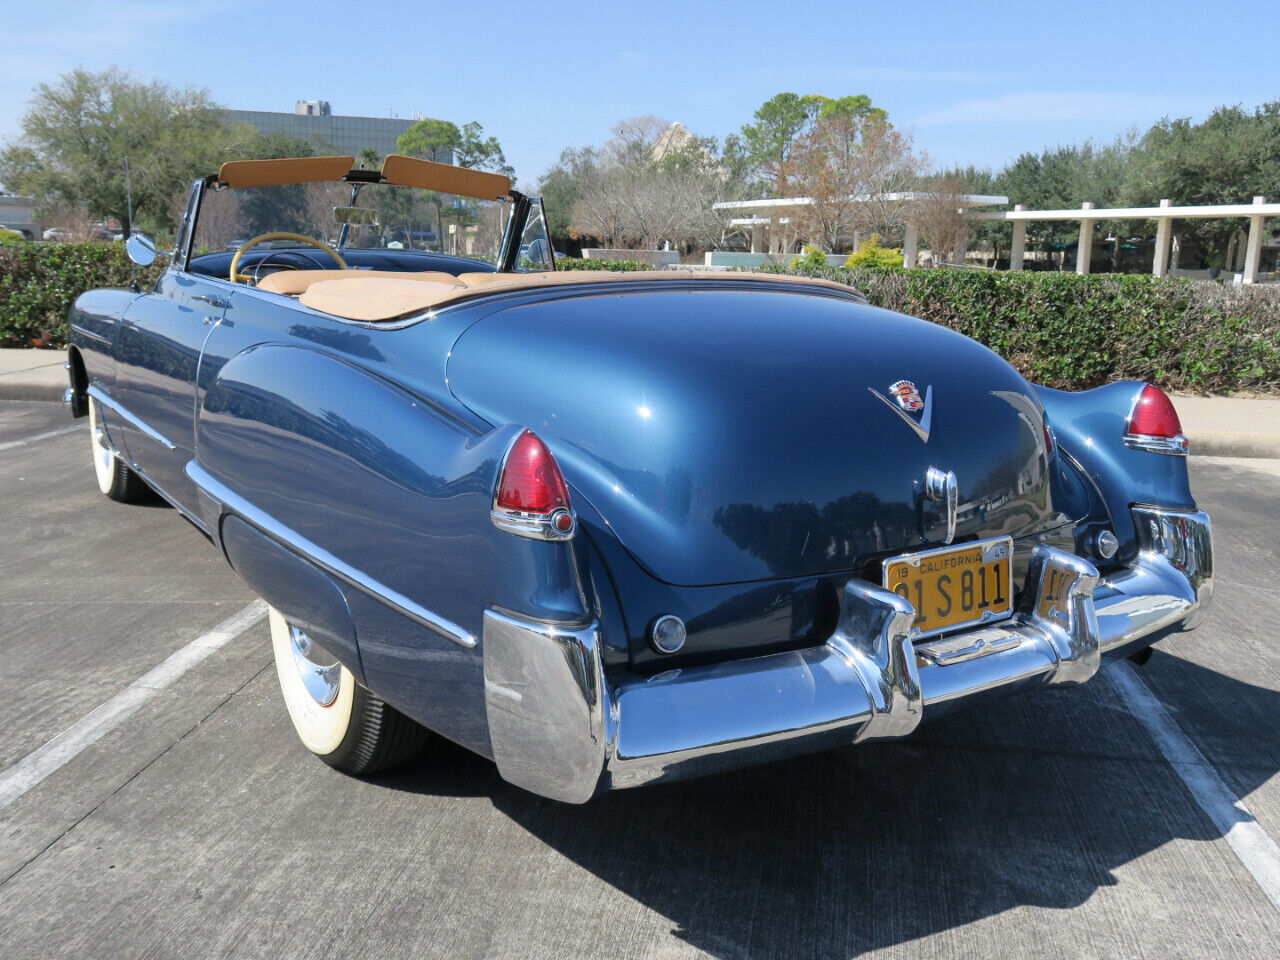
379 652 1279 959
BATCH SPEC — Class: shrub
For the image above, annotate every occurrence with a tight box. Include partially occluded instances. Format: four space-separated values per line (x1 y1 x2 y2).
555 256 648 271
791 244 831 272
843 233 902 271
772 266 1280 394
3 243 1275 394
0 242 163 347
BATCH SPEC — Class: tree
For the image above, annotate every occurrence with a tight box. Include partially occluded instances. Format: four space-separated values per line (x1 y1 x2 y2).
0 67 247 236
566 117 734 251
912 175 970 266
538 146 600 245
233 134 317 240
396 118 513 178
394 118 512 255
782 112 924 251
396 119 460 164
739 93 886 195
1121 103 1280 265
991 137 1137 267
739 93 821 193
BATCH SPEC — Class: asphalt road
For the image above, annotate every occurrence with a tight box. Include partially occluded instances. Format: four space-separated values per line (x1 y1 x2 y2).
1 398 1278 960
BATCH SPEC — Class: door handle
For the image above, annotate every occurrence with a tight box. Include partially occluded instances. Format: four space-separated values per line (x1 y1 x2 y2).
193 294 229 309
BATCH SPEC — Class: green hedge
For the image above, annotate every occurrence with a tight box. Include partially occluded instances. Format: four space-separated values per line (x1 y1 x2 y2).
765 266 1280 394
555 256 648 271
0 242 161 347
3 243 1276 394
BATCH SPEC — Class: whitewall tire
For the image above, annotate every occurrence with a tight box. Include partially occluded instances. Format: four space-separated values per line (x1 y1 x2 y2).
269 606 429 774
88 399 146 502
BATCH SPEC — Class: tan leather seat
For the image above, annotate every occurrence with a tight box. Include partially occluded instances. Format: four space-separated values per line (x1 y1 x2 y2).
257 269 463 296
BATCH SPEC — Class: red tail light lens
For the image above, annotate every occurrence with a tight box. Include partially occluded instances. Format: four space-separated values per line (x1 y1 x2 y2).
1125 384 1188 455
493 431 575 539
1128 384 1183 437
497 431 571 513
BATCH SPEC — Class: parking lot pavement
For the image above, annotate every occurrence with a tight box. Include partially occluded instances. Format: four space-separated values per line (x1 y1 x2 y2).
0 398 1278 960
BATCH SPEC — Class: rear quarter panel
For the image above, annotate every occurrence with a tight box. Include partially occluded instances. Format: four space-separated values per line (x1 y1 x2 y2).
1036 381 1195 563
194 340 590 755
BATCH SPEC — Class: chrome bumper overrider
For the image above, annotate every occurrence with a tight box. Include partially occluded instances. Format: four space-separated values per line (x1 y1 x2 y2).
483 506 1212 803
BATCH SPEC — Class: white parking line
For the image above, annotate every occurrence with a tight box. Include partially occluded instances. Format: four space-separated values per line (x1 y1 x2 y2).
0 600 268 808
0 425 80 453
1107 659 1280 912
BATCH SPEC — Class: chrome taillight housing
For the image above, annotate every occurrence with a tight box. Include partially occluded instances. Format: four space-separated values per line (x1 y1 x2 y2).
491 430 576 540
1124 384 1189 455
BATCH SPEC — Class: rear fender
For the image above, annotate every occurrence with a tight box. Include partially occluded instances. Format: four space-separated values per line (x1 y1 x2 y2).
190 343 590 746
1035 382 1194 563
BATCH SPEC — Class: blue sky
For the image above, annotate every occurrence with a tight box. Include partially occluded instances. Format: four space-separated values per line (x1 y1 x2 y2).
2 0 1272 189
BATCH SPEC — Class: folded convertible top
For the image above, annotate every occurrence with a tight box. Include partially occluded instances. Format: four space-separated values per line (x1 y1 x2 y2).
295 270 864 322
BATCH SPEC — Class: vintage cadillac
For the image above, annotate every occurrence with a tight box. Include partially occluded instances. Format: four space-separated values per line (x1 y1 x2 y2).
64 155 1213 802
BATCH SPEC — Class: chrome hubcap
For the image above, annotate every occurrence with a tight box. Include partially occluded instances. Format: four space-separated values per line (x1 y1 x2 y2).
89 402 114 484
288 624 342 706
93 426 112 472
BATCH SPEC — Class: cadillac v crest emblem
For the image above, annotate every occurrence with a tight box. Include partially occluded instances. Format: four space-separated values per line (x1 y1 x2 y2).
889 380 924 412
869 379 933 442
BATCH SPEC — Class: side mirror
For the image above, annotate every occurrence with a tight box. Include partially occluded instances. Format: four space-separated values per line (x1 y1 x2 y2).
125 233 157 267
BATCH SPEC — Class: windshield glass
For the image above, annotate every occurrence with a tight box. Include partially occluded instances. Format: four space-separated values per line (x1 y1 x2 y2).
189 182 508 264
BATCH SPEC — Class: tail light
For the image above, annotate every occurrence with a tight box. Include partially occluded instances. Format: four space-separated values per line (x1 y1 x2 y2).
1042 416 1055 458
491 430 576 540
1124 384 1188 455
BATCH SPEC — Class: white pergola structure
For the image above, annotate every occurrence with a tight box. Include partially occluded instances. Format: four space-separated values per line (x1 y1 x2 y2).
969 197 1279 282
716 194 1278 283
714 193 1009 262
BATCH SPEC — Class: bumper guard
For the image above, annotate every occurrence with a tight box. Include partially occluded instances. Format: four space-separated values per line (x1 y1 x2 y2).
483 505 1212 803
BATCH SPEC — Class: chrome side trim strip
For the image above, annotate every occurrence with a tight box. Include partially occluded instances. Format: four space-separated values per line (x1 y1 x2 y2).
87 385 176 451
1124 433 1189 456
129 458 210 536
68 324 112 346
187 462 477 649
490 508 576 540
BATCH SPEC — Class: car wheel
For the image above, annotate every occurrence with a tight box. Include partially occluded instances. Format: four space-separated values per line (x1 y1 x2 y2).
88 398 146 502
269 607 429 774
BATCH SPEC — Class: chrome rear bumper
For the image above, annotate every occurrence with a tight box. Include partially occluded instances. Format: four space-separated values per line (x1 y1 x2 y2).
483 505 1212 803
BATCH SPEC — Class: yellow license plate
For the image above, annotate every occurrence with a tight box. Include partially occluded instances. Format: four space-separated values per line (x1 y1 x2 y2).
882 537 1014 638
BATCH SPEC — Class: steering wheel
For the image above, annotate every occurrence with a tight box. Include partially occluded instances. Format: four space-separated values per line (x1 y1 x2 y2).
229 232 349 284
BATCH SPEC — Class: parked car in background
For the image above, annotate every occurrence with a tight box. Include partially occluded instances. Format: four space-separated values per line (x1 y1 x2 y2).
42 224 115 242
64 153 1213 803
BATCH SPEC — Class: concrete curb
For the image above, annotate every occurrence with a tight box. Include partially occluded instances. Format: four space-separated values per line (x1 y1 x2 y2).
1186 433 1280 460
0 380 66 402
0 351 66 402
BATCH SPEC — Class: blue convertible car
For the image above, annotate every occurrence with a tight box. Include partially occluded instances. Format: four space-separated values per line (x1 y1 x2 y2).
65 155 1213 802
